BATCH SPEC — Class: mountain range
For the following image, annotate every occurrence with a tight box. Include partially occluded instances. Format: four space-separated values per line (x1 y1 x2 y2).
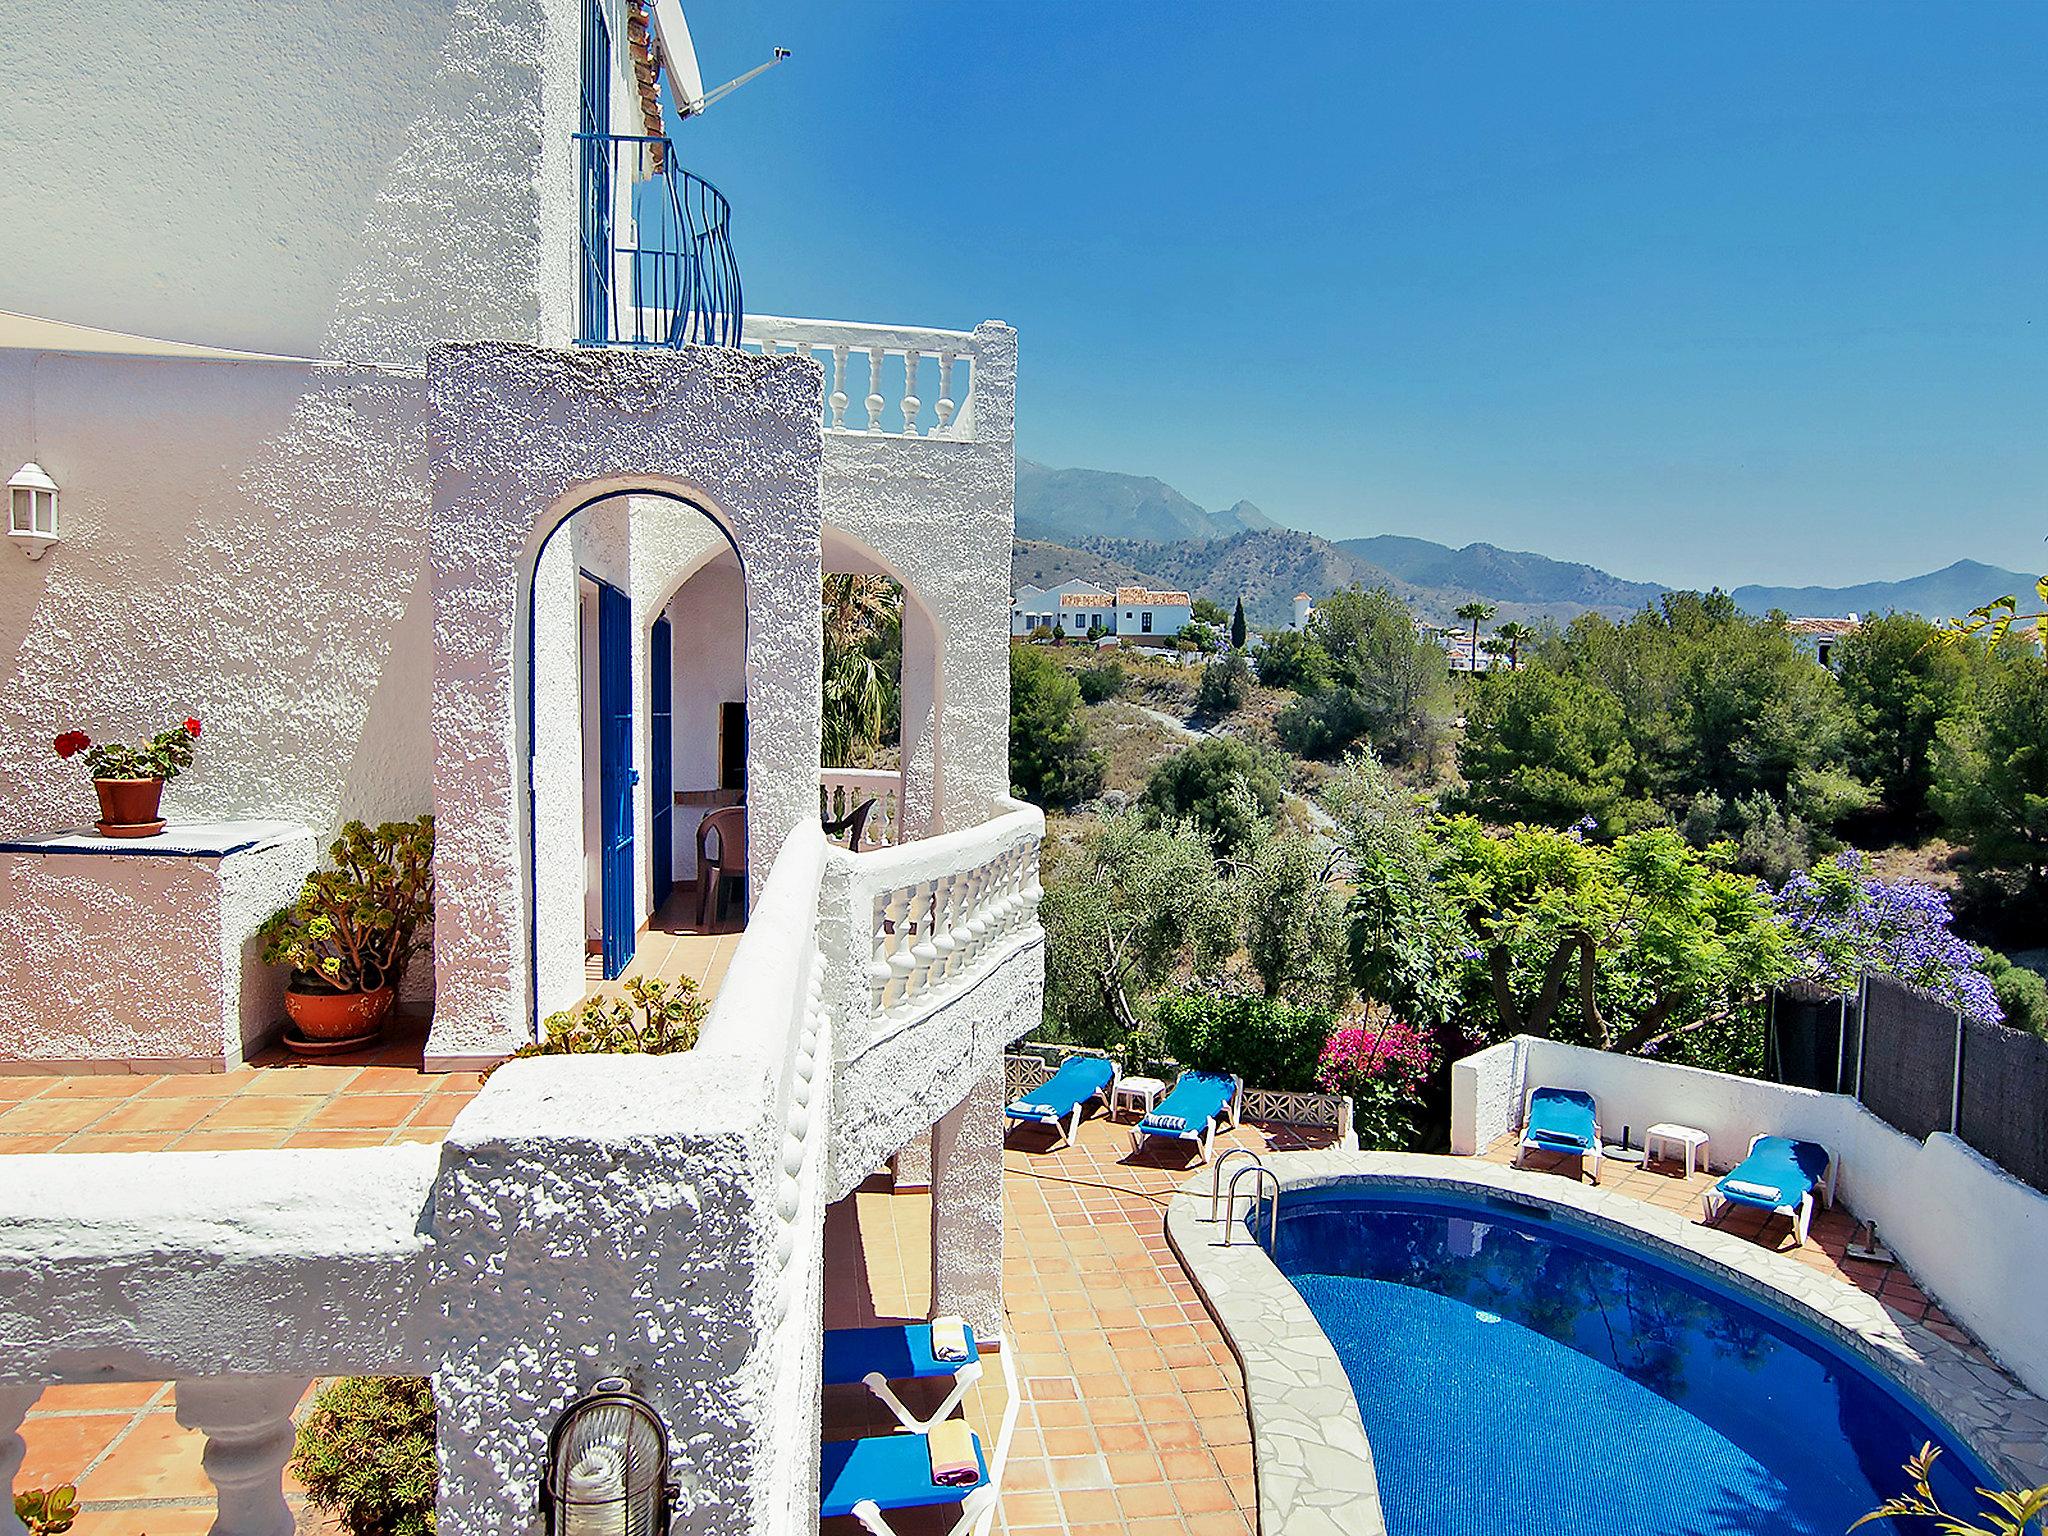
1012 461 2033 630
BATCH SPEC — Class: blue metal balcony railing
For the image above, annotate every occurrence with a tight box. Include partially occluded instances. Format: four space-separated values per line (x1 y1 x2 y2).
577 133 743 350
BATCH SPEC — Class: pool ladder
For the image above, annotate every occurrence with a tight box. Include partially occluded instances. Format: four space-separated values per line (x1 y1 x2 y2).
1209 1147 1280 1248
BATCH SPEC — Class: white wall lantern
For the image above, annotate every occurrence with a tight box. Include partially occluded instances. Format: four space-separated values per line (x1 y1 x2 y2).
8 463 59 560
541 1378 676 1536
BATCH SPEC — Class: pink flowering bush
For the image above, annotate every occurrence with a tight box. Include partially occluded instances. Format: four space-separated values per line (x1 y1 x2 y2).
1316 1014 1438 1150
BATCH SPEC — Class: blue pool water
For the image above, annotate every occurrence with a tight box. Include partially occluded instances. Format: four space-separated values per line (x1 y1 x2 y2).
1269 1186 1992 1535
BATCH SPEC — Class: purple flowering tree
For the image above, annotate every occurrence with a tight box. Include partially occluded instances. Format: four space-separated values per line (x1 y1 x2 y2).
1773 853 2001 1024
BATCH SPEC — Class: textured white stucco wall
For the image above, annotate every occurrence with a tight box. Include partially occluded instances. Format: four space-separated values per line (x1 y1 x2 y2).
0 834 315 1070
0 351 435 845
428 341 823 1062
0 0 606 361
0 1145 437 1382
1455 1035 2048 1398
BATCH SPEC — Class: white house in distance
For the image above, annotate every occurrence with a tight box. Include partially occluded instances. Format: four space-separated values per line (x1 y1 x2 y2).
0 5 1039 1535
1787 613 1862 669
1010 579 1193 642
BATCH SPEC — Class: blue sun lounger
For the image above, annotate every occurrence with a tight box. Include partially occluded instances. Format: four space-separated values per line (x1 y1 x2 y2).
823 1322 983 1432
1702 1133 1836 1246
1130 1069 1242 1164
1514 1086 1603 1182
821 1428 993 1536
1004 1055 1118 1148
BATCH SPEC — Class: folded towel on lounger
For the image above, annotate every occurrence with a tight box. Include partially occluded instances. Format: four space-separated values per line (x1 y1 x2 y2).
1147 1114 1187 1132
927 1419 979 1486
930 1315 971 1363
1531 1128 1591 1148
1723 1178 1785 1202
1018 1103 1058 1118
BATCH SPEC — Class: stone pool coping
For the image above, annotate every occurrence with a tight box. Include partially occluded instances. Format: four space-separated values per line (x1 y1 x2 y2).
1166 1151 2048 1536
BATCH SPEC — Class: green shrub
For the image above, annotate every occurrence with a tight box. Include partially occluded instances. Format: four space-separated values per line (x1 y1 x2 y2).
291 1376 437 1536
1980 951 2048 1038
487 976 705 1081
1195 653 1251 719
1077 660 1126 705
1274 686 1373 761
1141 738 1285 854
1255 630 1331 694
1153 990 1333 1092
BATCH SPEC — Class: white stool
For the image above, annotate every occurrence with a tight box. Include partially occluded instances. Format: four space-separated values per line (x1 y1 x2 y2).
1116 1075 1166 1120
1644 1123 1710 1177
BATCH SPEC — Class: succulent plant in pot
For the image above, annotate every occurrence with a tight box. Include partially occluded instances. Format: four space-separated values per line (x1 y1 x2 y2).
52 716 202 836
260 816 434 1049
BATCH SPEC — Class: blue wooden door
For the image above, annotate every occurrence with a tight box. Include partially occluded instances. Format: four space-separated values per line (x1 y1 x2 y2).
649 616 674 911
597 580 636 979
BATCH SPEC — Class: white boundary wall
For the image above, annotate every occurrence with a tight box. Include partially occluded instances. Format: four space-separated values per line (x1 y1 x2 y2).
1453 1034 2048 1397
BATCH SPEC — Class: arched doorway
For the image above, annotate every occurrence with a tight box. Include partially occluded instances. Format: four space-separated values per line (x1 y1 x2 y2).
526 490 749 1019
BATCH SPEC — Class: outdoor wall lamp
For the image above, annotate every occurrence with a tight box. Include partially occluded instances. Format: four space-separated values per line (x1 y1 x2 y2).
540 1377 676 1536
7 463 58 560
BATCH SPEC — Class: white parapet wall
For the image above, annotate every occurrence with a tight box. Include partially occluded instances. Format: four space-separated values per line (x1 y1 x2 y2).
1453 1033 2048 1398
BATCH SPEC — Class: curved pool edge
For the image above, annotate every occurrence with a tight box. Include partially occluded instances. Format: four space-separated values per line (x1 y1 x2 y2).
1165 1151 2048 1536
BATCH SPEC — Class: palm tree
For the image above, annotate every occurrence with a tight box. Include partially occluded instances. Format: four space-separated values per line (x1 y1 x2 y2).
822 574 902 767
1455 600 1496 674
1493 620 1531 669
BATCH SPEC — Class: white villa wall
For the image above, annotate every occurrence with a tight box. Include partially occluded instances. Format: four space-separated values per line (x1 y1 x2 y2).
427 341 824 1063
0 350 434 845
0 0 620 362
1454 1035 2048 1398
818 323 1017 833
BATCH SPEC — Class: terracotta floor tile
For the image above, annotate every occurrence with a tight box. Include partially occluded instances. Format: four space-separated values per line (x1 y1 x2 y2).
134 1073 244 1099
172 1130 292 1152
0 1076 57 1100
54 1134 190 1155
75 1411 208 1502
301 1095 420 1131
33 1382 165 1412
17 1411 129 1490
196 1095 322 1131
0 1098 116 1135
87 1098 216 1136
67 1507 219 1536
0 1134 67 1153
36 1076 149 1100
284 1130 396 1149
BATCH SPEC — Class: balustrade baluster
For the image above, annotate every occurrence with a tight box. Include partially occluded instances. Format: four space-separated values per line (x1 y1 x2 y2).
949 863 984 973
882 887 916 1011
0 1385 37 1536
908 879 943 998
829 344 850 429
934 350 958 435
175 1375 307 1536
865 346 887 431
929 872 960 984
900 348 923 436
868 894 896 1014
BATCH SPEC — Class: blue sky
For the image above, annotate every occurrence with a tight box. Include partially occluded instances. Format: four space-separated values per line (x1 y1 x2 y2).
674 1 2045 589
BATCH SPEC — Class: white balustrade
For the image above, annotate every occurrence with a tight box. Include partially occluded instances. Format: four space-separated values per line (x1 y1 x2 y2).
744 317 978 440
861 807 1042 1021
819 767 905 849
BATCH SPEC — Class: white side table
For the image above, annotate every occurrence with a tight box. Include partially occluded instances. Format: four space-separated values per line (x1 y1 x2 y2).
1644 1122 1710 1177
1116 1075 1166 1121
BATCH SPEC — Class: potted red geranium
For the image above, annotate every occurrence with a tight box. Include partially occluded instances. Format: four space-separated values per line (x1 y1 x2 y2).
52 717 203 837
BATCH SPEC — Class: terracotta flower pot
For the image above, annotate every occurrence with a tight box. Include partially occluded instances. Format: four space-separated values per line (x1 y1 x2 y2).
284 985 395 1043
93 777 167 837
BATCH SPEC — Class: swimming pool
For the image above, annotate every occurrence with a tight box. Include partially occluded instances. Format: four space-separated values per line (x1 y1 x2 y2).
1268 1185 1993 1535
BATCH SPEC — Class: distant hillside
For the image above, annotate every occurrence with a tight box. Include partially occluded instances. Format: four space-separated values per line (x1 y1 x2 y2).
1011 529 1634 629
1012 459 2032 630
1731 560 2037 622
1337 535 1668 611
1015 460 1279 544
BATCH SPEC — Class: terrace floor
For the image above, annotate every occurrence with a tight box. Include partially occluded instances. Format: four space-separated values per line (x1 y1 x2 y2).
581 878 743 998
